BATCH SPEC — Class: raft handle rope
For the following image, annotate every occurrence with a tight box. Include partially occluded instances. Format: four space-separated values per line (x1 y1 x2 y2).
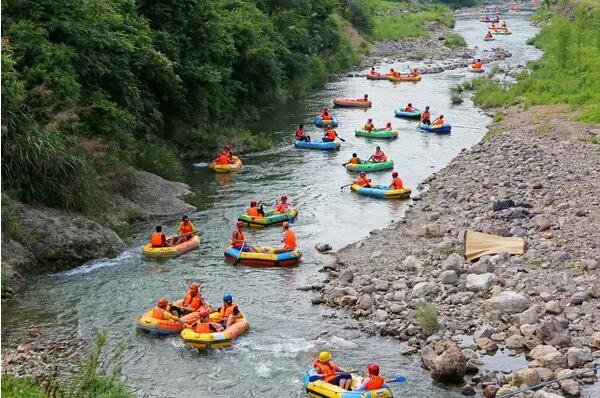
497 365 600 398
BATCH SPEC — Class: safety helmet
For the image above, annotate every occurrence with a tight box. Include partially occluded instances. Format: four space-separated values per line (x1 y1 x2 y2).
282 221 290 229
236 221 244 228
158 298 168 306
367 363 380 375
392 172 398 177
319 351 332 362
223 294 233 303
189 283 199 292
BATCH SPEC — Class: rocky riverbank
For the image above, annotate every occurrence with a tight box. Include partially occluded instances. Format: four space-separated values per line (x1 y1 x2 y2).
314 104 600 397
1 170 196 298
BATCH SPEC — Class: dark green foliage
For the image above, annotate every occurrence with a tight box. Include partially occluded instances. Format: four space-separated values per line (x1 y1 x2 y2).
1 0 362 212
341 0 375 34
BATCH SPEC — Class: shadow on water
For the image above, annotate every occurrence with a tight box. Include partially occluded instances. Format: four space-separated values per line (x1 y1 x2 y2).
1 11 544 398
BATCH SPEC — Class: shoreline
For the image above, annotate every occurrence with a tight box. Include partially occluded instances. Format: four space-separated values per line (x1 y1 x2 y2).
315 104 600 396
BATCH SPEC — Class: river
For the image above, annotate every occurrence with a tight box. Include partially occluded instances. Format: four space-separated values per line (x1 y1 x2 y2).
1 11 542 398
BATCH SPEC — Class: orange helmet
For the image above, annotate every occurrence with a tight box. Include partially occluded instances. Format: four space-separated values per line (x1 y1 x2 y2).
157 298 168 307
189 283 199 292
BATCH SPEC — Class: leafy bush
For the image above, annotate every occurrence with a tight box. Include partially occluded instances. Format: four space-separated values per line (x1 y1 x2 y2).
493 113 505 122
369 3 454 41
342 0 375 34
135 142 185 182
444 33 466 48
415 302 439 335
1 377 47 398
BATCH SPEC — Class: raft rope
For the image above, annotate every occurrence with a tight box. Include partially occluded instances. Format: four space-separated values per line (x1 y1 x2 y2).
497 365 600 398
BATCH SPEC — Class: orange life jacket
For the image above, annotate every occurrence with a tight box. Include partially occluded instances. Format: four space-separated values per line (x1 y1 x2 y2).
219 303 239 318
357 176 371 187
183 291 202 310
405 106 414 112
364 123 374 131
350 157 359 164
294 128 305 140
421 111 430 121
282 230 297 250
179 221 194 235
218 153 230 165
373 151 385 161
151 306 169 320
325 130 336 140
313 360 338 383
364 375 385 390
231 229 244 248
390 177 403 190
195 321 220 333
247 206 261 216
150 232 165 247
433 118 444 126
474 62 482 68
321 112 332 121
275 202 290 213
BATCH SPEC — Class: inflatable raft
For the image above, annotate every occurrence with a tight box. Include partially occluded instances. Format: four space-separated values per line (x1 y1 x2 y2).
142 235 200 259
314 116 339 128
483 36 495 41
366 73 389 80
351 183 411 199
294 139 341 150
137 310 199 336
238 208 298 228
209 156 242 173
180 313 249 349
480 16 500 23
304 368 393 398
493 29 511 35
355 129 398 139
468 64 484 73
419 123 452 134
388 74 422 82
394 109 422 119
224 246 302 267
333 98 372 108
345 160 394 172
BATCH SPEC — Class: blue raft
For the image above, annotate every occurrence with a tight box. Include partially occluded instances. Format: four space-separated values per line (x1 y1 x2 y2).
351 184 411 199
314 116 339 128
294 139 341 150
419 123 452 134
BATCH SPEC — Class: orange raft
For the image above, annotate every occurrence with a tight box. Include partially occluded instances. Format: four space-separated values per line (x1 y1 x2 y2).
136 310 199 336
388 74 422 82
180 313 249 349
366 73 389 80
333 98 372 108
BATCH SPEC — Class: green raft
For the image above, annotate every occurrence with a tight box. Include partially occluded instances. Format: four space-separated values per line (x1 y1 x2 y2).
237 208 298 228
345 160 394 172
355 129 399 139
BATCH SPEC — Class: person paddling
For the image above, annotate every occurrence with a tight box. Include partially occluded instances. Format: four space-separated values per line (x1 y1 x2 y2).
370 146 387 162
485 31 493 39
151 298 180 321
388 172 404 190
420 106 431 125
383 122 393 131
323 126 338 142
353 364 388 391
358 93 369 102
192 310 224 333
281 222 297 251
247 200 265 217
347 153 362 165
355 171 372 188
363 118 375 131
404 103 415 112
320 107 332 121
149 225 170 248
473 59 482 69
313 351 352 390
433 114 445 126
274 195 291 214
218 295 240 328
174 215 196 245
294 124 310 142
231 221 253 252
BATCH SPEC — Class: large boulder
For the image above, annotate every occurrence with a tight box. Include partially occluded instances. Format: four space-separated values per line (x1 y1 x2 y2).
536 319 571 348
486 291 530 314
466 273 496 292
512 368 540 387
429 346 467 382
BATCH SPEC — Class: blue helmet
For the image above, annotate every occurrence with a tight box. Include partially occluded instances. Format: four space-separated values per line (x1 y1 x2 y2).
223 294 233 303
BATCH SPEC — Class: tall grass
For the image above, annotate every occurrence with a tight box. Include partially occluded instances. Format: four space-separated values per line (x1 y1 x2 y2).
369 2 454 41
470 6 600 123
415 302 439 335
444 33 467 48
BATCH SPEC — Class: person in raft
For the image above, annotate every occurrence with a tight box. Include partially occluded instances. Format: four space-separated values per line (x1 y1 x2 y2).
231 221 253 252
173 215 196 245
149 225 170 247
281 222 297 251
473 59 482 69
388 172 404 190
363 118 375 131
389 68 400 78
357 93 369 102
216 146 233 165
247 200 265 217
320 107 332 121
294 124 310 142
490 22 497 29
369 67 377 75
193 310 224 333
218 294 240 328
353 364 387 391
371 146 387 162
501 20 507 28
410 67 419 77
177 282 212 314
485 31 493 39
404 103 415 112
313 351 352 390
383 122 393 131
274 195 291 213
323 125 338 142
420 106 431 125
355 171 372 188
348 153 362 165
151 298 180 321
432 114 445 126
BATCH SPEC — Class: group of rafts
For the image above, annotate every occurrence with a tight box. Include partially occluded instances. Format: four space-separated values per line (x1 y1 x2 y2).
482 16 513 41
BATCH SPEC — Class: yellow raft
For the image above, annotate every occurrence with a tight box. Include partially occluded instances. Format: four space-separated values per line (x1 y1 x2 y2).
304 369 393 398
209 156 242 173
142 235 200 259
180 313 249 349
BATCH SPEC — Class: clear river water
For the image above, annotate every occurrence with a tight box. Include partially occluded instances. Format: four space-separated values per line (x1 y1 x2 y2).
2 11 542 398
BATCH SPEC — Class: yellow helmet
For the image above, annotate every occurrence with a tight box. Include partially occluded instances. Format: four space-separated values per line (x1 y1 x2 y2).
319 351 332 362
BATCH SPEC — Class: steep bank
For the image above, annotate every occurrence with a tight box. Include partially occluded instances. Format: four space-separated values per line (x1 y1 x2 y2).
316 104 600 396
1 170 195 298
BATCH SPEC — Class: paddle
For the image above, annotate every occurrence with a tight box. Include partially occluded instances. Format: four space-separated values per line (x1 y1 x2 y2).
233 242 245 265
340 183 353 190
386 375 408 383
337 136 346 142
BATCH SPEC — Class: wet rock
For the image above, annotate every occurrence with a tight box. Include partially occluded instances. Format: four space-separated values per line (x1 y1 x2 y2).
496 385 519 396
474 325 494 339
483 385 499 397
512 368 541 387
486 291 530 314
466 273 496 292
429 346 467 382
536 319 571 347
461 384 476 396
315 243 332 253
475 337 498 352
440 270 458 284
569 291 587 305
530 345 559 360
